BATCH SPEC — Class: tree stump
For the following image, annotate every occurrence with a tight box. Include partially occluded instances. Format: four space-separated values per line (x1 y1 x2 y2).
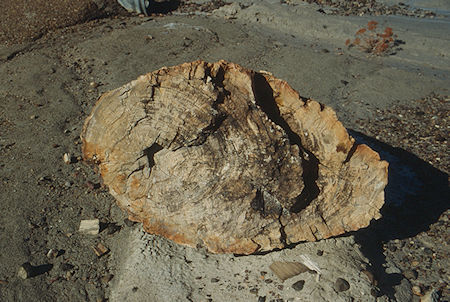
81 60 388 254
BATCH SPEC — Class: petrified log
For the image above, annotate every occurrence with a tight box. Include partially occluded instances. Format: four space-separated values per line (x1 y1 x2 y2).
81 60 388 254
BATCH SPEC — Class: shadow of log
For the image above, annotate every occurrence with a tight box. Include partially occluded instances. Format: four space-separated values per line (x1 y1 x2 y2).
349 129 448 298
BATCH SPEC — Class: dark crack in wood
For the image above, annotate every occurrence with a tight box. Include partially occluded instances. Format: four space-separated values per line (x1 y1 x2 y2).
143 143 163 168
251 73 320 214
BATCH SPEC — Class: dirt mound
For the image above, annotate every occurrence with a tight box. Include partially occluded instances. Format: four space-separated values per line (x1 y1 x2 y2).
0 0 126 45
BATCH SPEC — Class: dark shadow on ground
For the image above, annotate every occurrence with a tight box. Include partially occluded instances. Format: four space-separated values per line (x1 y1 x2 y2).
149 0 180 14
349 129 449 298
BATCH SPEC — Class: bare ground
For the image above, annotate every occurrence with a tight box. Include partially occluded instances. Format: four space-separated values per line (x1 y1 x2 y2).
0 1 448 301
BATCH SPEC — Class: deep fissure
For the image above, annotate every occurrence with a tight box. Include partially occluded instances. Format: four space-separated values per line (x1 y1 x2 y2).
250 189 265 216
343 141 358 163
251 189 288 247
251 73 320 214
278 212 287 246
143 143 164 168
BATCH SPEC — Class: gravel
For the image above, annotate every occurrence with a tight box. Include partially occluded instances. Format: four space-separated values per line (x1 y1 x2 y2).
356 94 449 301
293 0 438 18
357 94 449 174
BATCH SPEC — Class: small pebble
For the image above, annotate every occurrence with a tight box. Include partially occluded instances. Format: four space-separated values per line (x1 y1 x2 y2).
423 247 433 255
100 274 114 284
46 249 58 259
210 278 219 283
370 287 380 297
89 81 100 88
63 153 72 164
361 269 377 285
60 263 74 272
316 250 324 256
388 244 397 252
18 262 35 279
421 288 441 302
412 285 421 296
123 218 136 227
79 219 100 235
86 181 99 190
30 115 37 119
258 297 266 302
404 269 418 280
65 271 73 279
106 223 121 235
92 243 109 257
292 280 305 291
334 278 350 292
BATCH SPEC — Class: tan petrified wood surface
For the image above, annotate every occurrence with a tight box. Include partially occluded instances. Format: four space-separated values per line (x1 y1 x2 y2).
81 60 388 254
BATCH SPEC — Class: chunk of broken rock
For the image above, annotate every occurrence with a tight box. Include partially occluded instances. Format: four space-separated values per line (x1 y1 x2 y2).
269 261 310 281
92 242 109 257
79 219 100 235
63 153 72 164
81 60 388 254
17 262 35 279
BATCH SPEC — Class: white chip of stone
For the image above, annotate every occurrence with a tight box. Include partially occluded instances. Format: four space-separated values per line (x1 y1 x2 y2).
63 153 71 164
46 248 58 259
79 219 100 235
17 262 34 279
300 254 322 274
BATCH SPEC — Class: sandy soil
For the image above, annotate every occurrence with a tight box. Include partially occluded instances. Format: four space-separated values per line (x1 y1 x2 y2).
0 1 448 301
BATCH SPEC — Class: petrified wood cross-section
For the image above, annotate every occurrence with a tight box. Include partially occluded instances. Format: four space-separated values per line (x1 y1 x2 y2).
81 60 388 254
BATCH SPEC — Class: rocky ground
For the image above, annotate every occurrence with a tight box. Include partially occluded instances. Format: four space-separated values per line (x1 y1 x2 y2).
0 0 448 301
297 0 438 17
356 94 449 299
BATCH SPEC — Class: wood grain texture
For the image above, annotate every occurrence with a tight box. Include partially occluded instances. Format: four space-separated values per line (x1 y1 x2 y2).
81 60 388 254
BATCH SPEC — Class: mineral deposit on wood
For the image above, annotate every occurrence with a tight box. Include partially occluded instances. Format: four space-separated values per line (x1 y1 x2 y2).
81 60 388 254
